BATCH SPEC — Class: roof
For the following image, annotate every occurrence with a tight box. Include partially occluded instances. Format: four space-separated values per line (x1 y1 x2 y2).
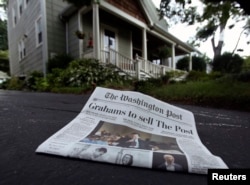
140 0 169 30
140 0 198 53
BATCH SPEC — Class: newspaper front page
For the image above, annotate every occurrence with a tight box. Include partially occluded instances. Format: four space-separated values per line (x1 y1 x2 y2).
36 87 228 174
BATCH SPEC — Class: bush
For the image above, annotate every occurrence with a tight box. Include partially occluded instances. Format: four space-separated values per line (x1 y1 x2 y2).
242 57 250 72
134 78 163 93
25 71 44 90
54 58 129 87
212 52 244 73
4 77 25 90
236 71 250 82
177 55 207 72
186 71 208 81
47 53 74 73
0 50 9 74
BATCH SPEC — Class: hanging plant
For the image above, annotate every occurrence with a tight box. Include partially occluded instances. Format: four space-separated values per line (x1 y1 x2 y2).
75 30 85 39
158 45 171 59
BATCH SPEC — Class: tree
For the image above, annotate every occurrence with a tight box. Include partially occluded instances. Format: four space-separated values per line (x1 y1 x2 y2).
0 50 9 73
158 0 248 60
0 18 7 50
205 0 250 15
232 19 250 54
212 52 244 73
0 0 7 9
0 0 7 50
177 55 207 71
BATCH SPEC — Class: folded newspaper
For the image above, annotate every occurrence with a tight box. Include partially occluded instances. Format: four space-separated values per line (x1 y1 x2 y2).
36 87 228 174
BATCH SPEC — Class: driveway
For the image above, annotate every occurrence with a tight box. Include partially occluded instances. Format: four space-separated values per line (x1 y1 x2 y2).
0 90 249 185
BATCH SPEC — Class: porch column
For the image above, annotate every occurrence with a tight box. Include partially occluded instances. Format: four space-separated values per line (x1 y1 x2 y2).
189 53 192 71
142 28 147 60
171 44 176 70
78 10 83 58
93 3 100 60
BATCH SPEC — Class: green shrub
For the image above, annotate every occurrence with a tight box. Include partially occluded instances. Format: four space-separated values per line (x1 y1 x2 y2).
177 55 207 72
34 78 50 92
212 52 244 73
236 71 250 82
186 71 208 81
134 77 165 93
25 71 44 90
207 71 223 80
47 53 74 73
0 50 9 74
5 77 25 90
58 58 127 87
242 57 250 72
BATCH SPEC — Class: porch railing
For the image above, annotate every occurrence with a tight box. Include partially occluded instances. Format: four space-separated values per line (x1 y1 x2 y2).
92 48 176 80
137 56 172 79
100 49 136 77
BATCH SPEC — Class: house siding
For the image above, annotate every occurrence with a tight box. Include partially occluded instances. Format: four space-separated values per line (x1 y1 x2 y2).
81 12 93 53
7 0 43 75
118 28 131 58
68 12 80 58
46 0 68 58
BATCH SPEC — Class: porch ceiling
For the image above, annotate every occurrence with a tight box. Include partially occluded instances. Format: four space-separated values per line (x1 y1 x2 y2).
99 9 188 56
146 33 189 56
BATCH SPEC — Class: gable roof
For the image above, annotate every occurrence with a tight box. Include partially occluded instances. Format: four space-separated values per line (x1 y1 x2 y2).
139 0 169 31
139 0 198 53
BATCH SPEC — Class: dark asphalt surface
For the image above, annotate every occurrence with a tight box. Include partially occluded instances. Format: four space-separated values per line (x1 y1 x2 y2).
0 89 249 185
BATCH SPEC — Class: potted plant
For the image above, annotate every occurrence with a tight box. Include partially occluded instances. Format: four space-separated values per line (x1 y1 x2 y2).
75 30 85 39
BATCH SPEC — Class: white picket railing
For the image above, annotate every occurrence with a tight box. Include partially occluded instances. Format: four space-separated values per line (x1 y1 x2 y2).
100 49 137 78
137 56 173 79
83 48 175 80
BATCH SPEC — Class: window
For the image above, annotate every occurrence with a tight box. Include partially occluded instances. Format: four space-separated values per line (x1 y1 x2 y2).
35 17 43 46
12 8 17 27
19 4 22 16
18 0 23 18
24 0 29 9
18 42 22 61
103 29 117 64
104 29 116 50
18 39 26 61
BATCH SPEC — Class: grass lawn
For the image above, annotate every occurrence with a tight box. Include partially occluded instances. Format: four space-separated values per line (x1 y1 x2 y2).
137 80 250 112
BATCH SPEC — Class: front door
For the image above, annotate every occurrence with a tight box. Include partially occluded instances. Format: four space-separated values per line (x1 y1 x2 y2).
103 29 117 64
104 29 116 50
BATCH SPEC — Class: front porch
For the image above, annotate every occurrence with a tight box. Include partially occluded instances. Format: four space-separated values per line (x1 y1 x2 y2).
75 2 194 80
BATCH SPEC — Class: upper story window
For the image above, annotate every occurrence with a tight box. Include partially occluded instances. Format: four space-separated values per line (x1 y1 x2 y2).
18 0 23 18
12 7 17 27
24 0 29 10
18 39 26 61
35 16 43 46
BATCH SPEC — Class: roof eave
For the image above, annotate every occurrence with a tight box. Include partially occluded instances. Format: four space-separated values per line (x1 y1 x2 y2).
153 23 200 54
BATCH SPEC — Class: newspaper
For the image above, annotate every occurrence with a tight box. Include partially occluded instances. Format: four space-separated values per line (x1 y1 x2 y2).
36 87 228 174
